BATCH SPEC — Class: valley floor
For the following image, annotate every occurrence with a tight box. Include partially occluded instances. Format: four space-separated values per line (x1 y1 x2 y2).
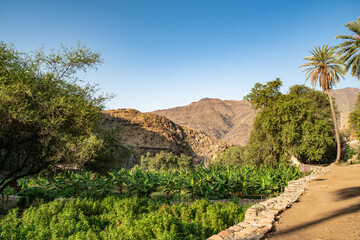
266 163 360 240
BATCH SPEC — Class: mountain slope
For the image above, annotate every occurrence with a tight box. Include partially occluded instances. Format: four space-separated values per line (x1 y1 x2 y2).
102 109 233 165
152 88 360 145
152 98 256 146
330 87 360 129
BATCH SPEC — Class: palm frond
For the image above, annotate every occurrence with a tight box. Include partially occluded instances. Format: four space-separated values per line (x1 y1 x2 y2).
299 44 345 92
335 17 360 79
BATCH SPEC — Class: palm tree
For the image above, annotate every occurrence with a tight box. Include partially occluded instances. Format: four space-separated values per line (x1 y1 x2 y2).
335 17 360 79
299 45 345 164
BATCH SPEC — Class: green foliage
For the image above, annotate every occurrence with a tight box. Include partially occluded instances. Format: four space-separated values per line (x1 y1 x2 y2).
335 17 360 79
0 42 108 194
0 197 250 240
140 151 194 171
244 78 282 109
244 84 336 165
209 146 245 167
9 165 302 203
349 94 360 139
86 126 133 173
299 45 345 91
344 146 356 162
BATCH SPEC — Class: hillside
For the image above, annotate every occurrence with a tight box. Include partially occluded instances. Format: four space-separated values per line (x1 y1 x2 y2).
152 88 360 145
102 109 233 165
330 87 360 130
152 98 256 146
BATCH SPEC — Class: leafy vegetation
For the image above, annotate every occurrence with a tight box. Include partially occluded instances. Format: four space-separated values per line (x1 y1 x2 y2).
244 81 336 165
0 197 250 240
141 151 194 171
208 146 245 167
86 126 133 173
244 78 282 110
6 165 302 204
0 42 109 194
335 17 360 80
0 164 303 239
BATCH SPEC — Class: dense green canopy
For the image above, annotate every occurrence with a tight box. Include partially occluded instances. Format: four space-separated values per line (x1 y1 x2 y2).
244 80 336 166
0 42 108 193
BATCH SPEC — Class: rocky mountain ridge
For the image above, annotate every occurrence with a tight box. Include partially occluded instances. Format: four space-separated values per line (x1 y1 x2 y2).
152 88 360 145
102 109 233 165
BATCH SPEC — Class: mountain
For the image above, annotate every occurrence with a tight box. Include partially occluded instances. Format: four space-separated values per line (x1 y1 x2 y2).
152 98 256 145
152 88 360 145
330 88 360 130
102 109 233 165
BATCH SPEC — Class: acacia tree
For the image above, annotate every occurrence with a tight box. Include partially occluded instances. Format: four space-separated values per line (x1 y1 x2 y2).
299 45 345 164
0 42 108 194
335 17 360 79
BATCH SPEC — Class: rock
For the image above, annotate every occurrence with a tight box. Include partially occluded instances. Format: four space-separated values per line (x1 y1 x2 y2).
289 155 301 167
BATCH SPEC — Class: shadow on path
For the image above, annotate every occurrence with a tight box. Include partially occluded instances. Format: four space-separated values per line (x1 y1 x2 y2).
333 186 360 201
269 202 360 238
313 178 327 182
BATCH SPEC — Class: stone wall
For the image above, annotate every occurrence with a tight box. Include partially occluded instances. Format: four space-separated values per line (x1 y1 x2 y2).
207 166 329 240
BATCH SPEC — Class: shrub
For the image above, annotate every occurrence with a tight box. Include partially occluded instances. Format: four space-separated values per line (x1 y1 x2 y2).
140 152 194 171
0 197 250 240
209 146 245 167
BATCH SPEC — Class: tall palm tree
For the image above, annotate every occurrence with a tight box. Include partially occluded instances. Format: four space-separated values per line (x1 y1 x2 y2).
335 17 360 79
299 45 345 164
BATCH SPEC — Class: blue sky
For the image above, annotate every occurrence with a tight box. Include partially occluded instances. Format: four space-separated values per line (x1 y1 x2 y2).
1 0 360 112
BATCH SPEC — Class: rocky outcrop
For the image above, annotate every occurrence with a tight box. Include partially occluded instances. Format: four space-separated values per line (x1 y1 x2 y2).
330 88 360 130
152 98 256 146
102 109 233 165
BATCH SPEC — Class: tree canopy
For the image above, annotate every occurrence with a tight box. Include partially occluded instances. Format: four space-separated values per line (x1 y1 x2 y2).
244 78 282 110
243 82 335 166
0 42 108 193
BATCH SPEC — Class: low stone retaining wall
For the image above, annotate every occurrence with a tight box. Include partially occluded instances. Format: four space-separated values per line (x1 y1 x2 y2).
207 166 330 240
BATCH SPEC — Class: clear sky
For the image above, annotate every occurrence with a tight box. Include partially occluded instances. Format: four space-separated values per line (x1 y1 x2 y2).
1 0 360 112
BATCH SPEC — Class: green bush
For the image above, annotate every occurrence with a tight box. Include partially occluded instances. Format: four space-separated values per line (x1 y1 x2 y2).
0 197 250 240
343 146 357 161
86 126 133 173
209 146 244 167
244 82 336 166
140 151 194 171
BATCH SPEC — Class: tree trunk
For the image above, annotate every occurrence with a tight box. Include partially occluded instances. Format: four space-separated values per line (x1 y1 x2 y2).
327 90 341 164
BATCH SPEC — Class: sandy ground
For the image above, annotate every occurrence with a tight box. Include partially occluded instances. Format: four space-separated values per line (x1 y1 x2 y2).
266 163 360 240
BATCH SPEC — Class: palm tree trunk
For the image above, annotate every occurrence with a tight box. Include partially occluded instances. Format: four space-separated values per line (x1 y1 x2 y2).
327 90 341 164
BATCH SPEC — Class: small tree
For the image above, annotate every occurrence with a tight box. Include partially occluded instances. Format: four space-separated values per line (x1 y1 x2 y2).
0 42 108 194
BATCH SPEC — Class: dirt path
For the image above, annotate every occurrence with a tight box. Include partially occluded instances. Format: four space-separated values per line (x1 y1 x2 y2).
266 164 360 240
